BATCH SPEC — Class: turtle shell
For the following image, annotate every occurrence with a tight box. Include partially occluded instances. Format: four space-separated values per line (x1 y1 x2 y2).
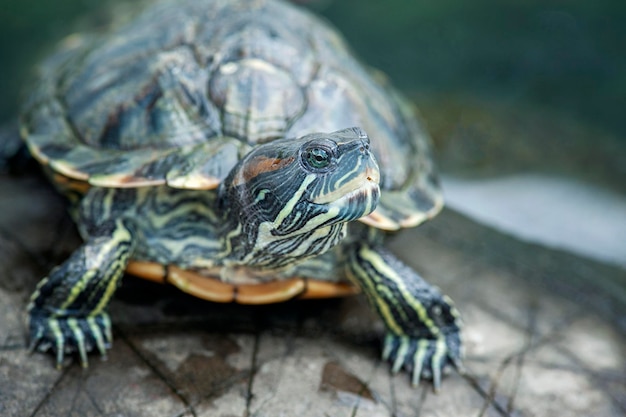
21 0 442 231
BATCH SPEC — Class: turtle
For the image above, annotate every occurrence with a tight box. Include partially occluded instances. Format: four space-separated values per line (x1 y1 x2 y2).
20 0 462 389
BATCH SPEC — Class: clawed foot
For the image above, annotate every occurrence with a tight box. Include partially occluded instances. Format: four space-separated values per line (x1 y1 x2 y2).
382 330 463 391
29 311 112 368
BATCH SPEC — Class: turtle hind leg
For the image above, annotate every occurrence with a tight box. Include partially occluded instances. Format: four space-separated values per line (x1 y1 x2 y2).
28 218 135 368
345 243 463 391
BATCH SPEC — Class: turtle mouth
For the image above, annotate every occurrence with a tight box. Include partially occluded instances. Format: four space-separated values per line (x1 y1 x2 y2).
333 180 380 213
309 165 380 207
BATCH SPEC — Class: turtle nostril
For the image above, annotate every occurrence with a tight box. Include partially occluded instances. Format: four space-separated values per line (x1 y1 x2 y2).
365 165 380 184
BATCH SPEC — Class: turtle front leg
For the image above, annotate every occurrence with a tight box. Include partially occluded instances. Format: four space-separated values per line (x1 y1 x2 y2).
345 242 462 390
28 219 135 368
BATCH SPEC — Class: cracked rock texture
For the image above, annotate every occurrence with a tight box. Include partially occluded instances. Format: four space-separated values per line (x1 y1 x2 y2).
1 168 624 417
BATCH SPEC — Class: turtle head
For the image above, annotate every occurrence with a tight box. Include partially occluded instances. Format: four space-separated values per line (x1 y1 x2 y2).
220 127 380 267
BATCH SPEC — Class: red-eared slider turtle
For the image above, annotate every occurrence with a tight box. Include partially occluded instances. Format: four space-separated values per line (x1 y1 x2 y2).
21 0 462 389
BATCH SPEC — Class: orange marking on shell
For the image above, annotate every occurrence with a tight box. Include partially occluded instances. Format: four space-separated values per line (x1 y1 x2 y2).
167 266 235 303
232 155 295 186
298 280 360 299
52 173 92 194
358 209 400 231
127 264 359 304
126 261 166 283
236 278 306 304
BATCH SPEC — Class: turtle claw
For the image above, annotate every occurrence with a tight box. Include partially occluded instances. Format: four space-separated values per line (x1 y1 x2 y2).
382 330 462 391
28 311 112 368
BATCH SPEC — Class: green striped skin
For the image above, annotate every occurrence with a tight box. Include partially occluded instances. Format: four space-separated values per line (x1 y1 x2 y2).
28 219 133 367
72 128 378 272
27 128 382 366
220 128 379 268
344 228 462 390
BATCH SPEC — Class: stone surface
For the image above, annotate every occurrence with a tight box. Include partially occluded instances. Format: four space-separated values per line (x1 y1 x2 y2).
0 169 624 417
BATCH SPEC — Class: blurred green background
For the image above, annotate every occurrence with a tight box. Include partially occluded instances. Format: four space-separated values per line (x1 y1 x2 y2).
324 0 626 138
1 0 624 136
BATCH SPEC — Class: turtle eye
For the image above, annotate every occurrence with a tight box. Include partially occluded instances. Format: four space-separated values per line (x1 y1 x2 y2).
303 146 332 171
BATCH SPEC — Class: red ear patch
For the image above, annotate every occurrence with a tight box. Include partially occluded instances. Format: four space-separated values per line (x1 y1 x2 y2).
232 155 295 186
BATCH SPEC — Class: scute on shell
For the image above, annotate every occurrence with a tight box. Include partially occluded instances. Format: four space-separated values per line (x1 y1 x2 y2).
21 0 443 230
